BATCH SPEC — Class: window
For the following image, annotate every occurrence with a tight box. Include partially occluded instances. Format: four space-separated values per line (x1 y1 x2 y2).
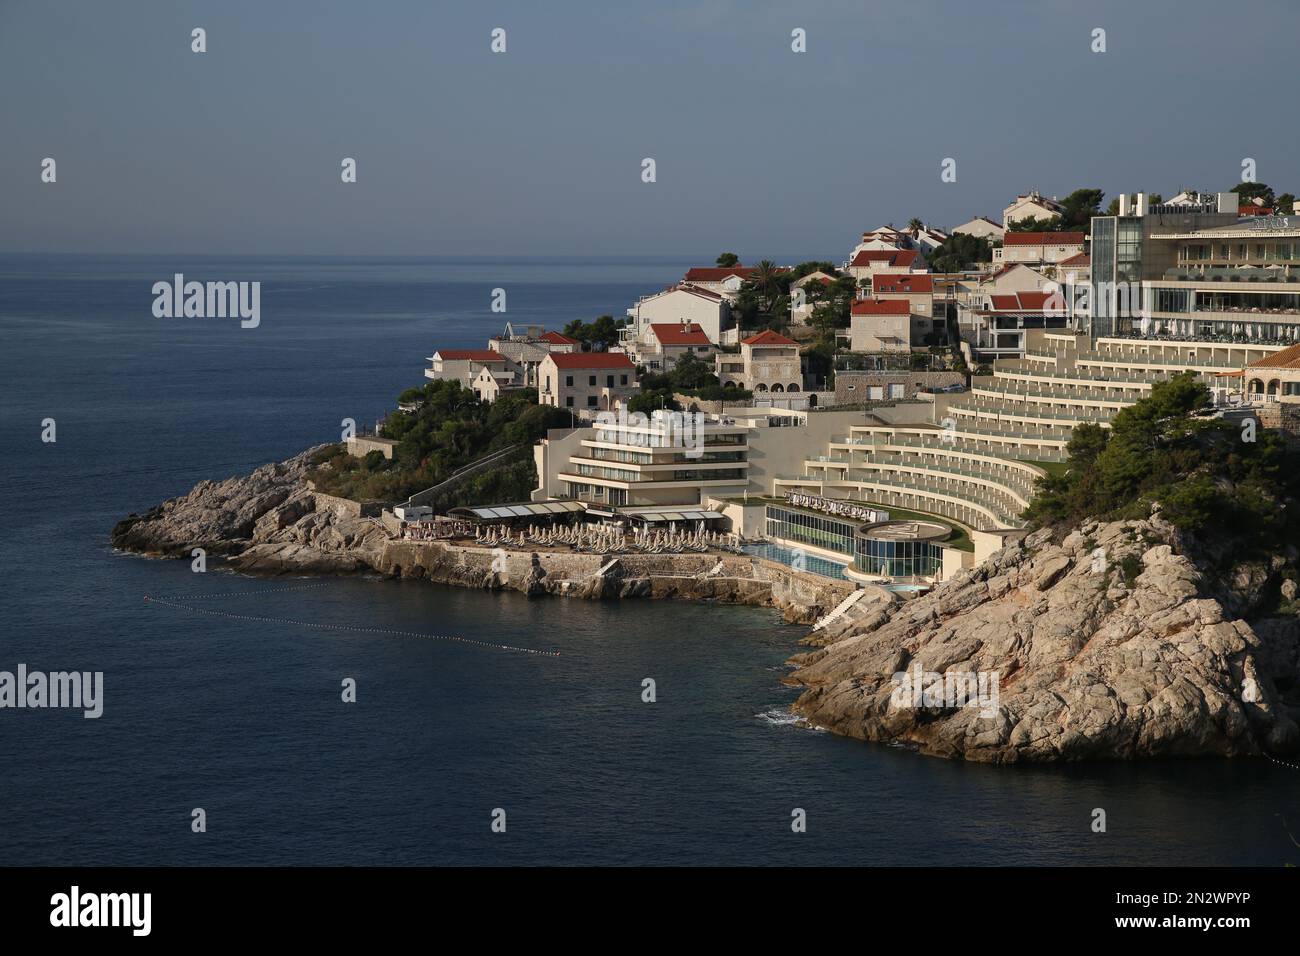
565 375 574 387
606 375 614 387
587 395 598 407
589 375 597 386
565 396 574 407
620 374 628 385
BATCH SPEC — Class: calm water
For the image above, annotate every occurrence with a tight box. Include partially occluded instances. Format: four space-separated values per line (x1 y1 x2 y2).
0 254 1296 866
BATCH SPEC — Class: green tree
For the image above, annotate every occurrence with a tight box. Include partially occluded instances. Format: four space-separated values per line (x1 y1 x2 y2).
716 252 740 267
1232 181 1276 208
1057 188 1105 230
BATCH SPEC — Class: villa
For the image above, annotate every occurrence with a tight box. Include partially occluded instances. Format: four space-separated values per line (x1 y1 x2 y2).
425 349 521 389
537 351 639 416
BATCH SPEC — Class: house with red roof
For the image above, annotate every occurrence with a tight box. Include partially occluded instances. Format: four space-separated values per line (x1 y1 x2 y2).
846 248 926 284
868 272 941 345
849 299 912 353
538 351 639 416
635 322 717 373
678 265 790 304
626 282 732 345
992 231 1087 274
425 348 522 389
959 288 1071 361
716 330 802 395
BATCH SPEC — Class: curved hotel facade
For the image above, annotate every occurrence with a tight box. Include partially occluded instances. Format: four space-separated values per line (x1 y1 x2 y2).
529 195 1300 592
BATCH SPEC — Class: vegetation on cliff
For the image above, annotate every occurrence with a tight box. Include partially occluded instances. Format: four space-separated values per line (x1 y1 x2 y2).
1024 373 1300 568
307 380 571 505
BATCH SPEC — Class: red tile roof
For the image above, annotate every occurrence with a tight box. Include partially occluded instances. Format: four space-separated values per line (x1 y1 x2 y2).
1247 343 1300 369
648 323 713 346
1240 206 1275 216
434 349 508 362
850 249 921 268
545 351 636 370
676 283 724 300
1002 231 1086 246
538 330 580 345
851 299 910 316
1058 253 1091 266
741 330 798 347
988 291 1057 311
682 266 790 282
872 274 934 294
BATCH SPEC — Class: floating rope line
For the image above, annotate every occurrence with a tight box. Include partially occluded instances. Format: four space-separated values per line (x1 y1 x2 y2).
1264 753 1300 771
152 582 333 601
143 595 561 657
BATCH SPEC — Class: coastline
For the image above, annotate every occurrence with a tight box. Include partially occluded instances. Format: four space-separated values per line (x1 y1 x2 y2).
112 447 1300 764
110 446 867 625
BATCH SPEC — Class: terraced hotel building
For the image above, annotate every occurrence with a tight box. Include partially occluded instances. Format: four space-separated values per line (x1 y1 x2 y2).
531 195 1300 588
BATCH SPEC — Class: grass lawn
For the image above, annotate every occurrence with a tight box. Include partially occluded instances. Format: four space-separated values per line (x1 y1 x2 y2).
1025 459 1071 479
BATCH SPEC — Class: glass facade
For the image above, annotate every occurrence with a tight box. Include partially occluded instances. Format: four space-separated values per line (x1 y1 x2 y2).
1090 217 1115 340
852 536 942 579
765 505 859 556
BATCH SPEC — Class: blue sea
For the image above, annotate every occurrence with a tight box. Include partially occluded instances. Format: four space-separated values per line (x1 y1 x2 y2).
0 254 1296 866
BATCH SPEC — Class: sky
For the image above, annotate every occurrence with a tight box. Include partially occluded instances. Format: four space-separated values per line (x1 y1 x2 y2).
3 0 1298 259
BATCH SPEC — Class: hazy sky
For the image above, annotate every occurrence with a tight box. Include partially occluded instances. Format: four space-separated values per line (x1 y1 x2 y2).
4 0 1298 258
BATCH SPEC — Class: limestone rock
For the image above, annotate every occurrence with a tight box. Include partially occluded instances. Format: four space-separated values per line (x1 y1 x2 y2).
787 517 1300 762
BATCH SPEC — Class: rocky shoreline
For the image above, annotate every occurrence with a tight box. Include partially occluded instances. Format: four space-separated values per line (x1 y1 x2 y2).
785 515 1300 762
113 448 1300 763
110 446 854 624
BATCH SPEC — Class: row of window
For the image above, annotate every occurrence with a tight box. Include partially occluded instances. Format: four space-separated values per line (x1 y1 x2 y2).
853 538 942 579
1179 242 1299 262
765 505 860 556
563 373 630 388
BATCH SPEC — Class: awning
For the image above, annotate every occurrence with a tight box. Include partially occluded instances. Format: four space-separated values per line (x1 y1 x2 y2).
449 500 586 521
619 508 725 523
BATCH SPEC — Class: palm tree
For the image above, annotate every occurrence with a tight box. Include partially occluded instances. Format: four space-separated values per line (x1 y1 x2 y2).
908 217 924 238
749 259 782 313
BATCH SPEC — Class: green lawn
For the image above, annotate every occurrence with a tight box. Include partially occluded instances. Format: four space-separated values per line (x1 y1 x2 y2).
1025 459 1071 479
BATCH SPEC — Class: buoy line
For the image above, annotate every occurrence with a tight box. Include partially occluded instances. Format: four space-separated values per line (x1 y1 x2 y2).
152 582 333 601
1264 752 1300 771
143 595 561 657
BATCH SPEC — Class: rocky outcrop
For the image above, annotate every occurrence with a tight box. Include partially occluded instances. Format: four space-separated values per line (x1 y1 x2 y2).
786 516 1300 762
112 446 389 573
110 448 846 620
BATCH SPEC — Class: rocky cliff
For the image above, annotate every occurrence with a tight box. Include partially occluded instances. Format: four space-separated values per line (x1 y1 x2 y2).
786 515 1300 762
111 447 389 574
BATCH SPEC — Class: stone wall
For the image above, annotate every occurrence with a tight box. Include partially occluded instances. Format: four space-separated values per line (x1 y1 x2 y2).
376 539 848 622
313 492 384 519
834 370 965 405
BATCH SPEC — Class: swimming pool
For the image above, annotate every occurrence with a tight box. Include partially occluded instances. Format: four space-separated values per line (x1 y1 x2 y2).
742 542 851 580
